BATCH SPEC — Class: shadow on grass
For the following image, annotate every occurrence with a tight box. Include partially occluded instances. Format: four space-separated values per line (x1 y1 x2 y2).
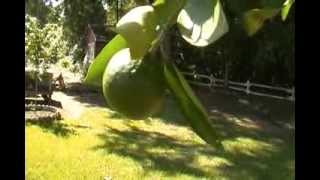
62 82 107 108
92 116 294 179
194 87 295 130
26 121 77 137
154 88 295 134
93 125 217 177
153 96 187 126
52 82 294 178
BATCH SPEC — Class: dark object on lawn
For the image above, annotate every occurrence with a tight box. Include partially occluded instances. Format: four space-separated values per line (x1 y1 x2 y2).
25 70 54 101
25 98 63 108
54 73 66 91
25 104 61 122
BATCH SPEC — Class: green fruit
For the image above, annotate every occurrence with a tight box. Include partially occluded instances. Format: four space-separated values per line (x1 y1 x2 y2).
116 5 158 59
102 48 166 119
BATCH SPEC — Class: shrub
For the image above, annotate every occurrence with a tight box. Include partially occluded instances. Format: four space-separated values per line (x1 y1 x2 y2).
59 56 72 69
25 14 68 71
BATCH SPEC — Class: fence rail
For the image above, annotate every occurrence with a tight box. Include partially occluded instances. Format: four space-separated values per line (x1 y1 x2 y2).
181 72 295 102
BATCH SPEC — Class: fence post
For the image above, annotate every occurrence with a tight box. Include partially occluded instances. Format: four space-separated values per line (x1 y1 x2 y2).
246 80 251 95
35 71 38 96
290 86 295 101
209 74 215 91
192 71 197 80
224 61 229 89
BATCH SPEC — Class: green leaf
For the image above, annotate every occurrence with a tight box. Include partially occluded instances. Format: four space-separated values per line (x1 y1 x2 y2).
281 0 294 21
116 5 159 59
84 34 127 88
134 0 148 5
261 0 286 8
224 0 262 15
177 0 229 47
243 8 280 36
164 62 220 145
153 0 187 26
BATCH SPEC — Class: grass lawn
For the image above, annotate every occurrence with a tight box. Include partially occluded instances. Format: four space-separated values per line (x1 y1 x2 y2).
26 96 294 180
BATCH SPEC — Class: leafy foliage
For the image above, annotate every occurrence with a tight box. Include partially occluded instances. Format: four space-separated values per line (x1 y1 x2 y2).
153 0 186 26
25 0 52 25
59 56 72 69
104 0 138 27
25 14 68 71
243 8 280 36
63 0 106 58
177 0 229 46
281 0 294 21
173 12 294 86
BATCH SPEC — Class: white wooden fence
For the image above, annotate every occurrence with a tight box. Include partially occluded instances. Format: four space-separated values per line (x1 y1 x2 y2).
181 72 295 102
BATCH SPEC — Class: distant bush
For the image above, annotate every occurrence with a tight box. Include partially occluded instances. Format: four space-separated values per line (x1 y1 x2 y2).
25 14 68 71
69 63 81 74
59 57 72 69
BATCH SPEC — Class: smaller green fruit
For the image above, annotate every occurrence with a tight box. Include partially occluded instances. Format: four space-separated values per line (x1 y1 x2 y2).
102 48 166 119
116 5 158 59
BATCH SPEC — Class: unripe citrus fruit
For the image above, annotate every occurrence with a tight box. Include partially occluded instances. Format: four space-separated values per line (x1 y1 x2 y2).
116 5 158 59
102 48 166 119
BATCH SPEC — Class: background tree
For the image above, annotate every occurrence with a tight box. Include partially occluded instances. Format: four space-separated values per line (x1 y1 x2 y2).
25 14 68 71
171 0 295 87
25 0 55 25
62 0 106 64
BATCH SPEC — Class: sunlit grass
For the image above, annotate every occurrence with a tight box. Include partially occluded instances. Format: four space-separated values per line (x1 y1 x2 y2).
222 137 278 157
26 100 294 180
